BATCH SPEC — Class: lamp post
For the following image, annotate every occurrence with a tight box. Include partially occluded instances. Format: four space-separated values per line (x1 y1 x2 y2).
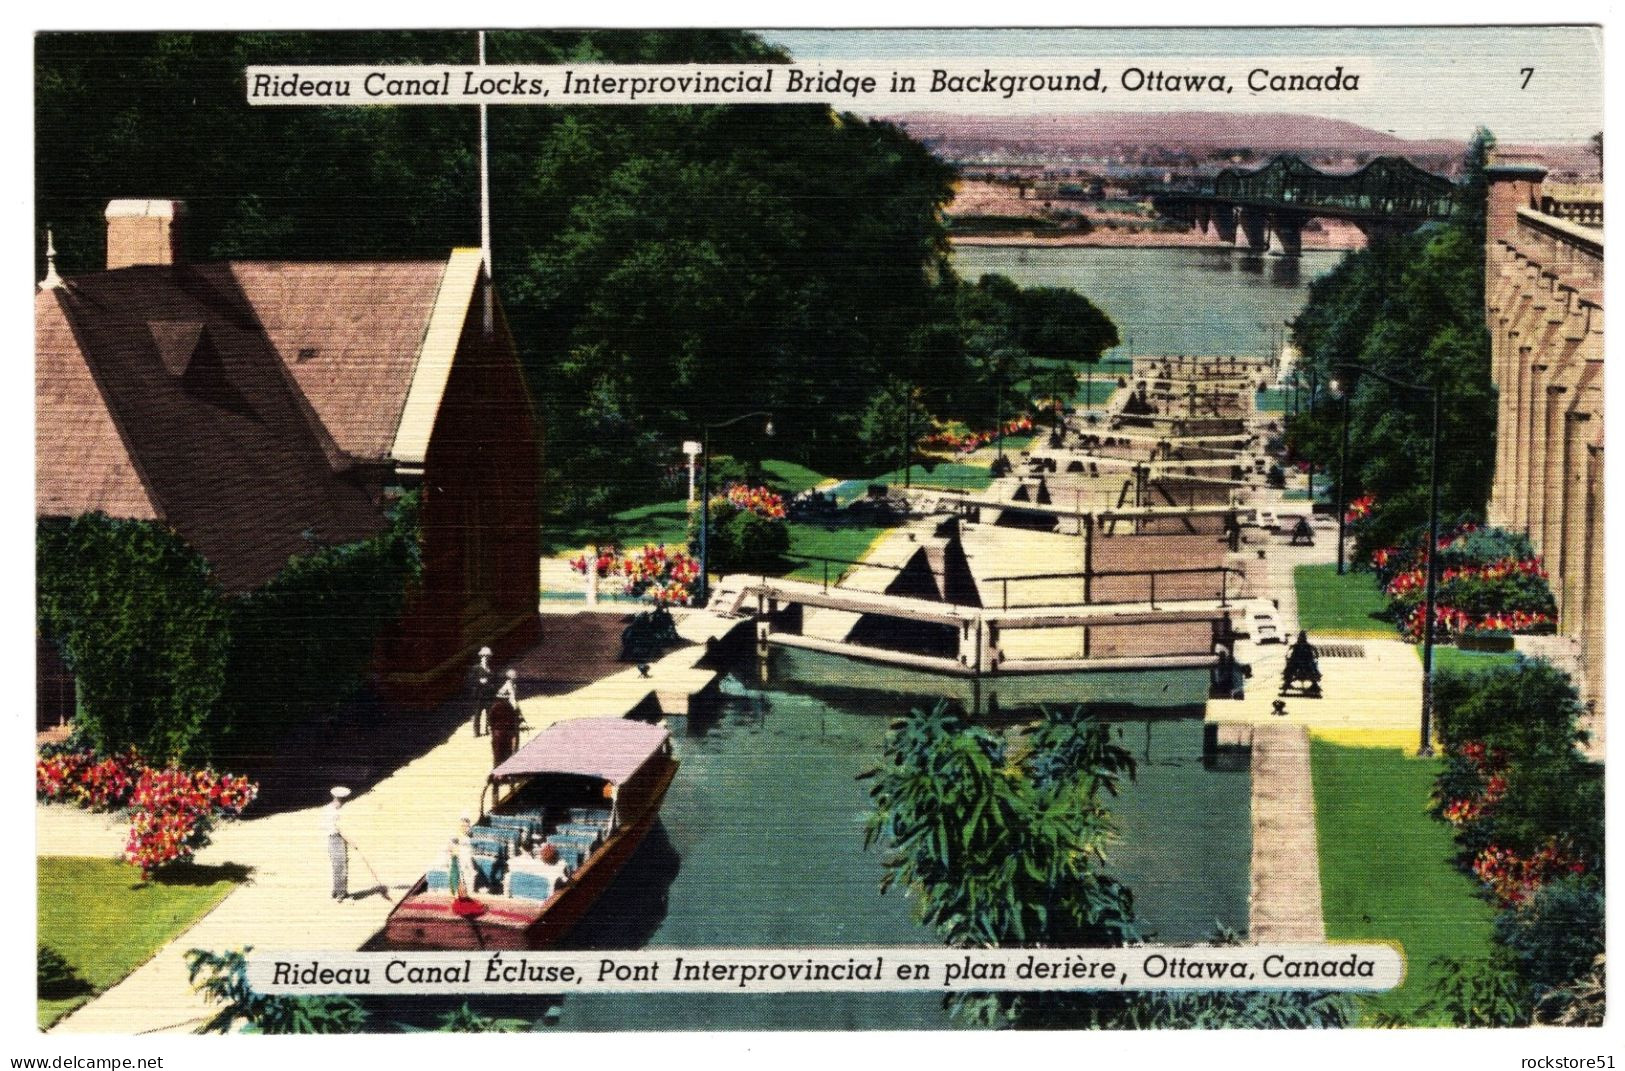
698 410 774 607
902 382 914 489
1334 363 1441 756
1330 380 1352 575
994 371 1005 464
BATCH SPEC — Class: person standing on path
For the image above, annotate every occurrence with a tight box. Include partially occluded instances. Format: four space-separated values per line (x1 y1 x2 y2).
495 666 519 710
469 646 495 737
487 695 525 769
325 786 351 901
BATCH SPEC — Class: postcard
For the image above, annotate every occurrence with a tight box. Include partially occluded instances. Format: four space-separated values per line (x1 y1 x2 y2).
28 20 1607 1051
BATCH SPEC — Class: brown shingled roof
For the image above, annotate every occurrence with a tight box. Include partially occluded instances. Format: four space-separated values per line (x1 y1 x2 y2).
36 292 160 521
231 260 446 463
36 263 401 592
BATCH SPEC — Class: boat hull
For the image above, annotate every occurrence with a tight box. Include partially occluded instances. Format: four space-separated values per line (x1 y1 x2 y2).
381 755 677 951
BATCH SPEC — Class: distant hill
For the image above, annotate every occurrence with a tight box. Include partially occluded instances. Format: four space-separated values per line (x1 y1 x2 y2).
886 110 1465 158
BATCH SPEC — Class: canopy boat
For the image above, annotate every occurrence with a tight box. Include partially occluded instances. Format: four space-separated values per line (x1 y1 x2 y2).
382 717 678 951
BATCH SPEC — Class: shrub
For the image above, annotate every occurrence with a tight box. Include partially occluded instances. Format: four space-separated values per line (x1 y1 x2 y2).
36 515 230 763
688 494 789 576
431 1004 529 1033
37 747 257 879
570 543 701 606
1493 876 1604 999
124 764 258 879
38 945 84 998
220 492 421 749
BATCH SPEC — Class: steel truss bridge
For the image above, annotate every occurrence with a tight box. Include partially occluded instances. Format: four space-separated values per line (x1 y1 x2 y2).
1152 155 1461 256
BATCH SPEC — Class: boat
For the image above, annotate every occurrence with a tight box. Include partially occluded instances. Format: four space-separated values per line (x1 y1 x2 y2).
382 717 678 951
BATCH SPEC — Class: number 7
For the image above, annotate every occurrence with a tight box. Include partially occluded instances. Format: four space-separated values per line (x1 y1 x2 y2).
1520 67 1535 89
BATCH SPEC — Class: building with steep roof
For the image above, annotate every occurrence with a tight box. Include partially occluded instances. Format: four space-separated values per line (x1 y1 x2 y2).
36 199 539 712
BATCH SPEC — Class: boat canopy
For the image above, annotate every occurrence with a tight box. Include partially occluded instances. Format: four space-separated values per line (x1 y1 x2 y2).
491 717 669 785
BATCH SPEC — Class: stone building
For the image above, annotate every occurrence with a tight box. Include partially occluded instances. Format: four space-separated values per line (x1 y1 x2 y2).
36 200 540 715
1483 158 1604 717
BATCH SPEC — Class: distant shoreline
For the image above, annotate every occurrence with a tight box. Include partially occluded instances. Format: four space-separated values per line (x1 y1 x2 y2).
948 234 1363 253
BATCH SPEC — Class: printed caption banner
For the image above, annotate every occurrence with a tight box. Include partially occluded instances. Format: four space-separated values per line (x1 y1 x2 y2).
246 59 1370 107
251 945 1405 995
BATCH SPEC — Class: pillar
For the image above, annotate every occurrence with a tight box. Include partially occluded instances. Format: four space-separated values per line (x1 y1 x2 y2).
1266 212 1303 257
1239 207 1269 252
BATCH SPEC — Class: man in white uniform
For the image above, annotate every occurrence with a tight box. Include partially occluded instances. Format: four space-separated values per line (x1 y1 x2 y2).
324 786 351 901
469 646 495 737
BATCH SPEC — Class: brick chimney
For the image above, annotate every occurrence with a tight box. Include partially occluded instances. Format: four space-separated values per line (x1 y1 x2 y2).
104 199 184 270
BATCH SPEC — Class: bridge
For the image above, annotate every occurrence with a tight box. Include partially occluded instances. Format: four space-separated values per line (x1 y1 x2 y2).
1153 155 1461 256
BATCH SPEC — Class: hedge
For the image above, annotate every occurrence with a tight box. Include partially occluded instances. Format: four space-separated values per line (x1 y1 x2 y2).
37 494 421 761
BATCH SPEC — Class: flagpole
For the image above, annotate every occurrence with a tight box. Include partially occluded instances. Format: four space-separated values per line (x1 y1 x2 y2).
478 30 494 335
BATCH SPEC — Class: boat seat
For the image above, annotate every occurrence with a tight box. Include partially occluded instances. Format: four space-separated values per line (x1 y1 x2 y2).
567 807 612 828
544 836 587 869
553 829 599 853
470 834 511 859
473 852 504 890
506 868 558 903
426 867 451 893
475 823 525 853
486 815 541 840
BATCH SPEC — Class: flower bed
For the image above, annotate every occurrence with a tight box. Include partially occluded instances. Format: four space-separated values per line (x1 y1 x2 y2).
1372 524 1556 644
917 414 1034 453
571 543 702 607
37 747 258 879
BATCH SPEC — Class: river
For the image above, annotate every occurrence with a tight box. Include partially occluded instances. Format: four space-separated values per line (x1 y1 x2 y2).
953 245 1344 357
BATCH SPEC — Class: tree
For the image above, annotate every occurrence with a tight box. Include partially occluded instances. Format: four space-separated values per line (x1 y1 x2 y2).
861 704 1352 1029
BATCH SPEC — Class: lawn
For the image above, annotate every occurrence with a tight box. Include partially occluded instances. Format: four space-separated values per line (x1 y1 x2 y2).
542 498 692 555
1310 741 1498 1024
38 857 241 1029
1294 563 1394 636
865 461 994 494
1071 380 1121 407
784 523 892 584
1255 387 1288 412
760 459 829 495
1426 646 1522 676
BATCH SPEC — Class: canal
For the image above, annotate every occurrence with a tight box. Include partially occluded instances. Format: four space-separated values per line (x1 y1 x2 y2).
381 244 1344 1032
528 245 1348 1031
533 661 1249 1031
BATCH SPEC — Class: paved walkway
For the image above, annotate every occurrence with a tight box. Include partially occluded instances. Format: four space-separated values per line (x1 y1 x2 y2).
1246 724 1326 942
43 615 737 1036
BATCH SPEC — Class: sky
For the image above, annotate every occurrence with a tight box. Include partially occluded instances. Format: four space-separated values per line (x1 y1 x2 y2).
758 27 1603 142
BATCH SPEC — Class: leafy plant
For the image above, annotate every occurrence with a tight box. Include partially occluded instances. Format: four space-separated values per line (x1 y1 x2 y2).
221 491 421 748
1533 954 1605 1026
1373 954 1528 1028
36 515 230 763
1493 875 1604 999
430 1003 530 1033
186 947 367 1034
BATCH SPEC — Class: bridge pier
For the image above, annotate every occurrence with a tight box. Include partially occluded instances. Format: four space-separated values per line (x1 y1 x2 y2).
1266 212 1303 258
1213 207 1238 244
1354 217 1407 244
1239 208 1270 252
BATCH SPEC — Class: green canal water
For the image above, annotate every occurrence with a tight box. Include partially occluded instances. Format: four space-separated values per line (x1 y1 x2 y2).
534 665 1249 1032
